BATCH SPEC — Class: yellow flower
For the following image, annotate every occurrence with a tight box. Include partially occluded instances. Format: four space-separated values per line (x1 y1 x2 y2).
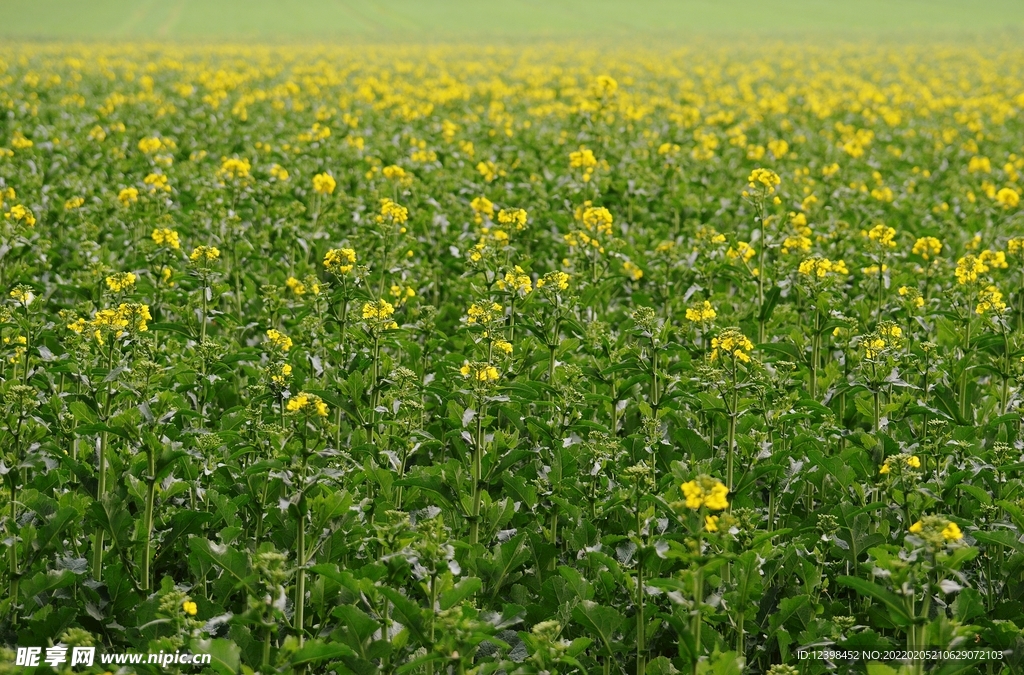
727 241 756 264
266 329 293 351
581 206 613 235
217 157 251 181
680 475 729 511
286 276 306 295
270 164 289 181
377 198 409 225
623 260 644 281
118 188 139 206
747 167 781 193
906 455 921 468
497 266 532 295
995 187 1020 209
477 161 498 182
382 165 406 180
144 173 171 193
286 393 309 412
710 328 754 363
312 172 336 195
879 462 891 474
536 271 570 292
912 236 942 260
64 197 85 210
190 246 221 263
324 248 357 274
182 601 197 616
955 254 987 284
105 272 137 293
151 228 181 249
497 208 528 230
470 196 495 223
459 361 500 383
363 300 396 321
685 300 716 323
9 286 33 306
704 515 719 532
494 339 513 355
864 223 897 248
138 137 163 154
942 522 963 541
286 392 329 417
271 363 292 385
975 285 1006 315
909 520 923 533
569 146 598 170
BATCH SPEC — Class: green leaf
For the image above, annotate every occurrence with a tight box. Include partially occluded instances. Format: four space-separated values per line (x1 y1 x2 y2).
191 638 240 675
571 600 624 655
290 640 356 666
440 576 482 610
836 576 911 626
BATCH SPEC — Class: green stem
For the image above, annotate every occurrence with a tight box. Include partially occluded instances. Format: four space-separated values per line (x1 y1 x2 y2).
141 446 156 592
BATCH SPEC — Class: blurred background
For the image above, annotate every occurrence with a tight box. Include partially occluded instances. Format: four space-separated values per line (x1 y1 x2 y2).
1 0 1023 42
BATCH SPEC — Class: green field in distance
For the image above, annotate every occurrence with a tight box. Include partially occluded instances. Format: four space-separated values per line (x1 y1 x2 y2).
2 0 1023 42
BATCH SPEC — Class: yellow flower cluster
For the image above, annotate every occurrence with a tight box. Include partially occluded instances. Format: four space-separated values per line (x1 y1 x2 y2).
190 246 221 263
152 228 180 249
217 157 251 181
312 172 336 195
898 285 925 308
382 165 407 180
536 271 570 291
269 164 289 181
118 187 139 206
879 454 921 474
377 198 409 225
460 362 500 383
4 204 36 227
680 476 729 511
9 286 33 305
726 241 756 264
105 272 137 293
797 257 849 279
286 392 329 417
470 196 495 224
710 328 754 363
747 168 781 193
569 146 598 182
363 300 398 330
64 197 85 210
581 206 613 235
467 301 503 325
324 248 357 274
67 304 151 344
954 254 988 284
908 515 963 543
497 267 532 294
864 223 897 248
976 285 1006 315
497 208 528 230
144 173 170 193
685 300 717 323
266 328 293 351
996 187 1020 208
622 260 644 281
911 236 942 260
862 323 902 359
270 363 292 386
